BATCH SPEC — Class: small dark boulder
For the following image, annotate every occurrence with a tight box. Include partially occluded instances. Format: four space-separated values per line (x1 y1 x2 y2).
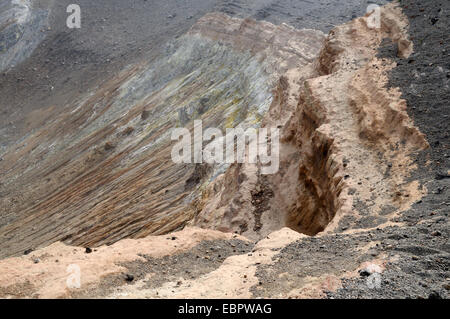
428 291 442 299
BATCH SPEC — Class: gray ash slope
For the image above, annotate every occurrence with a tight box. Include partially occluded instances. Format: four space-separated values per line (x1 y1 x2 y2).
327 0 449 299
216 0 389 32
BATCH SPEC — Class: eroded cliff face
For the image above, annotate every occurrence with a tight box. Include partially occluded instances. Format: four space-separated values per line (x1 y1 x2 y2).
0 2 442 299
282 4 428 236
191 3 428 240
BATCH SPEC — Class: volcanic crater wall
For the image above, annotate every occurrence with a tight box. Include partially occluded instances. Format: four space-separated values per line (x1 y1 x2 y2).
0 4 429 259
0 12 324 258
